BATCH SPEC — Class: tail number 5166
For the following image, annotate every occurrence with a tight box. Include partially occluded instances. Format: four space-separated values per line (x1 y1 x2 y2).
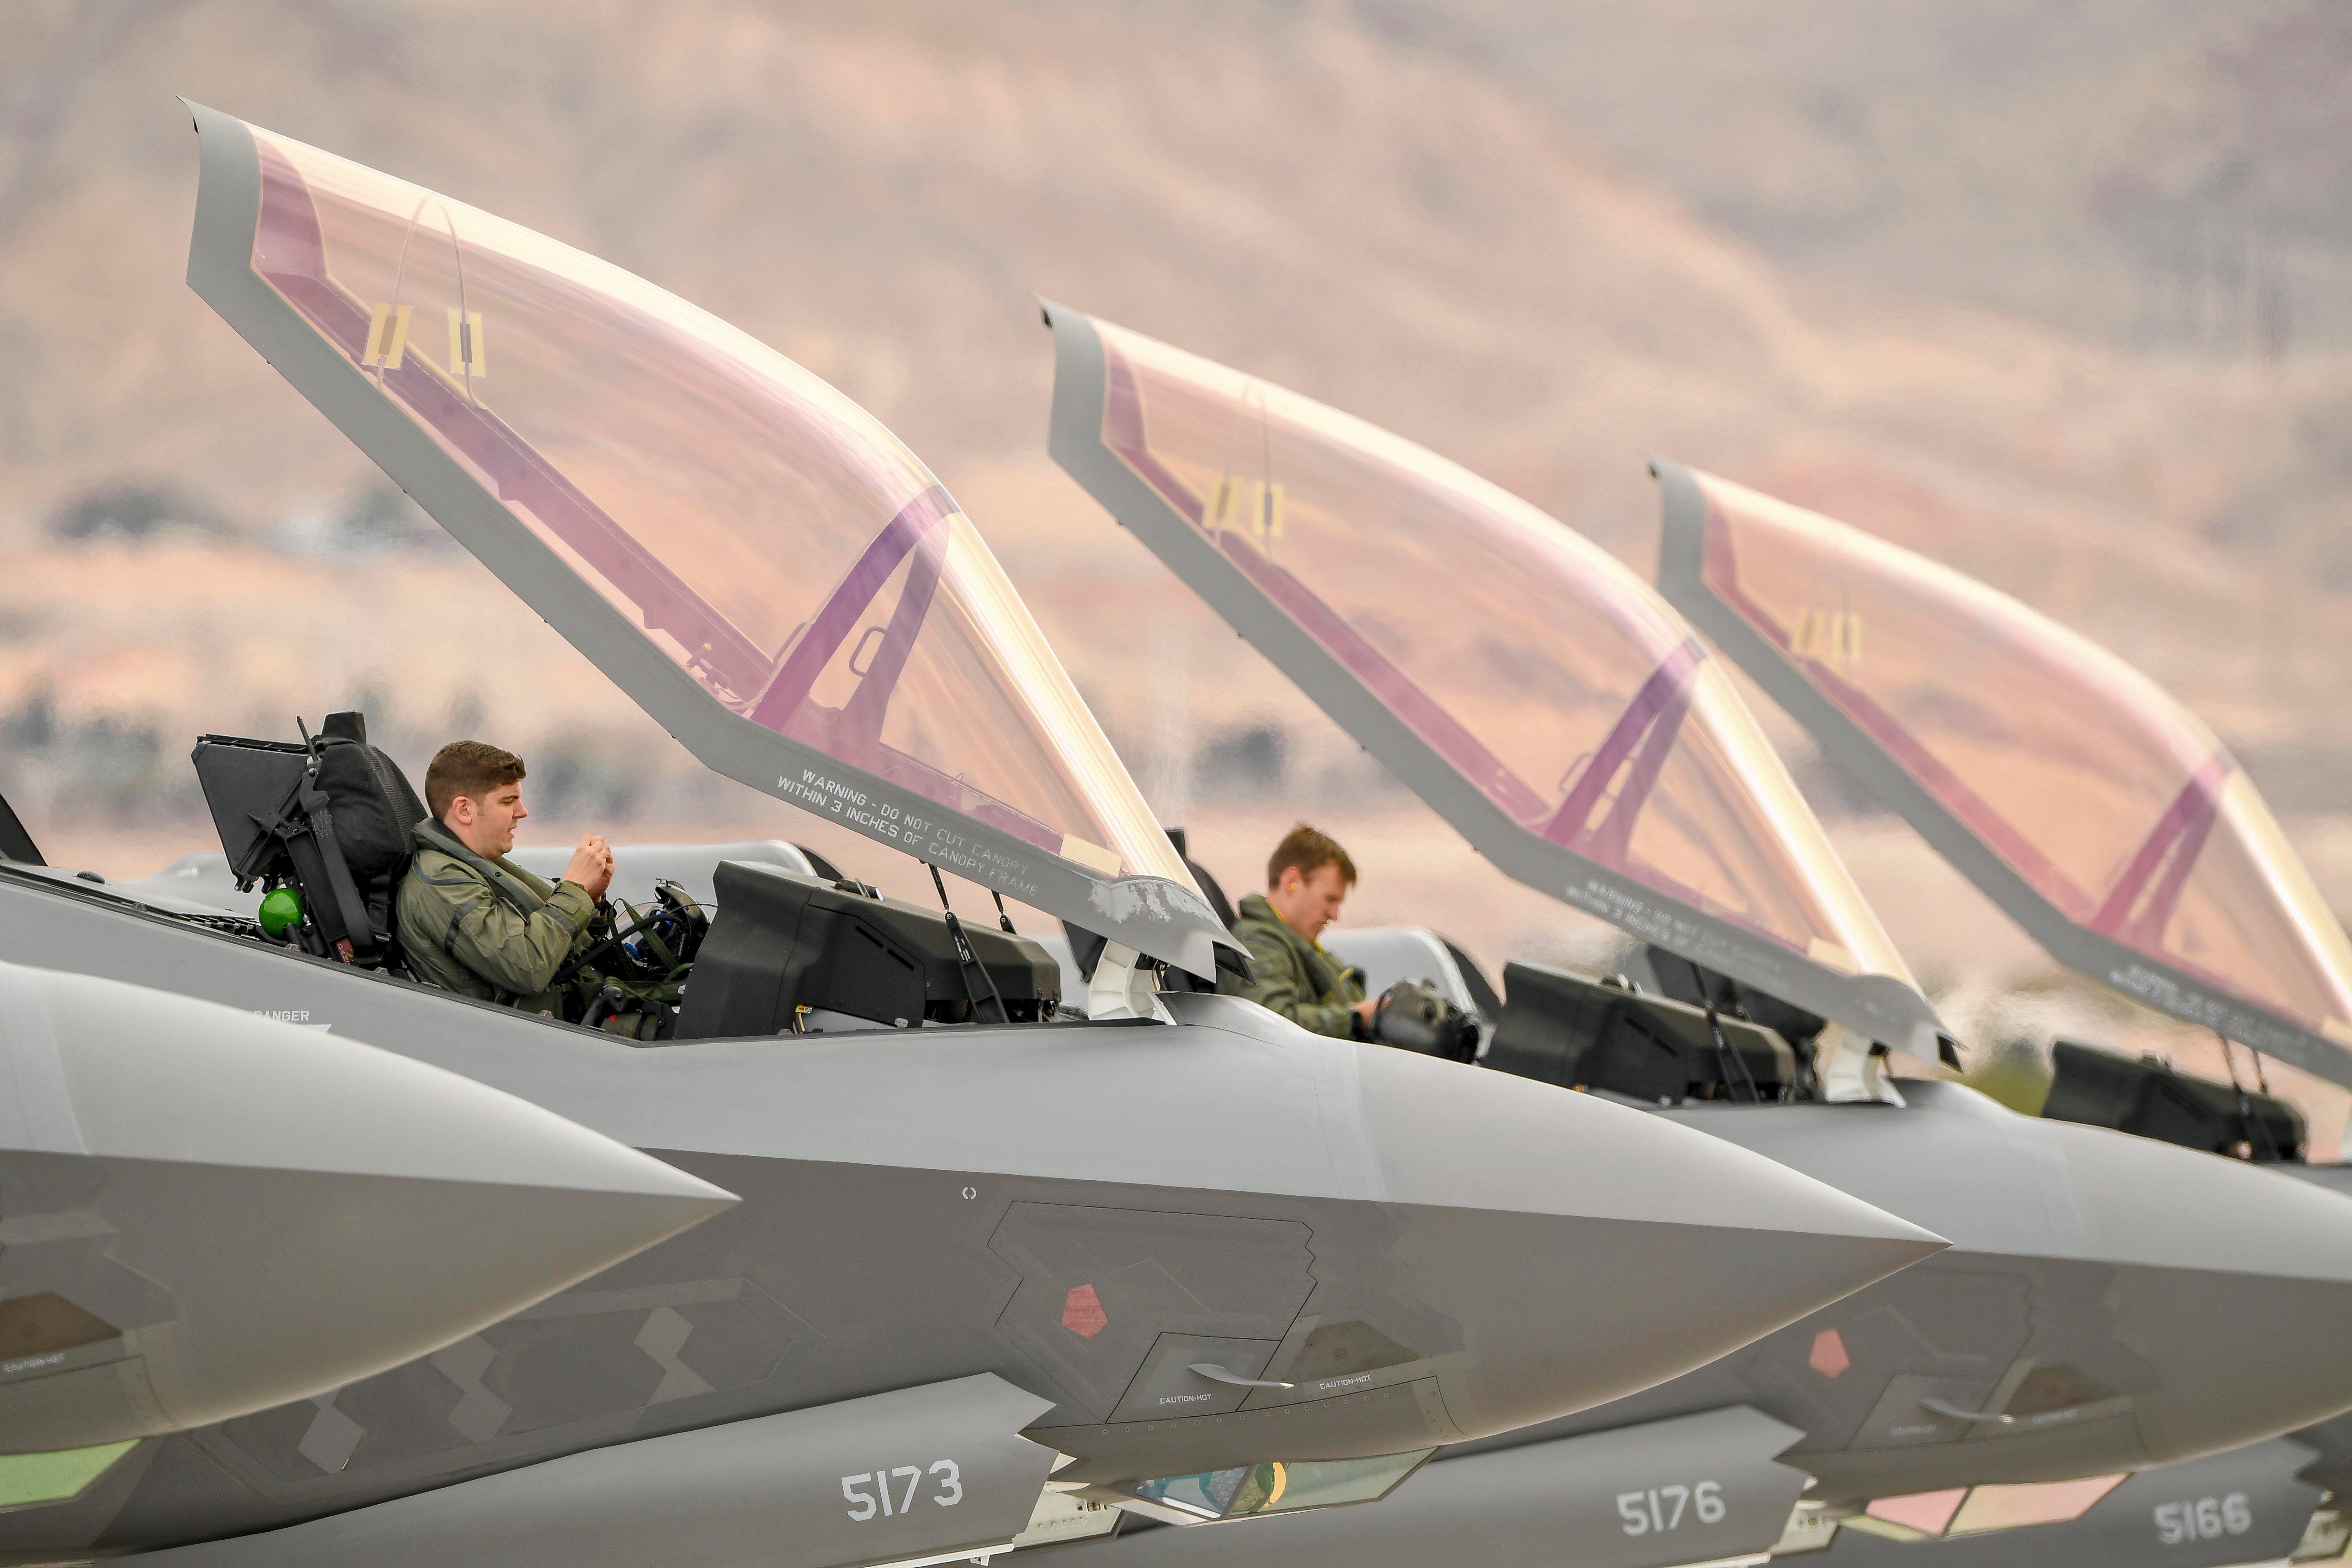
2155 1494 2251 1544
843 1461 964 1520
1618 1481 1726 1535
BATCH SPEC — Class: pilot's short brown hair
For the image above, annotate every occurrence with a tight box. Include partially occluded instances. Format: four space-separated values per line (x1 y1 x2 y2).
1267 823 1356 889
425 740 526 821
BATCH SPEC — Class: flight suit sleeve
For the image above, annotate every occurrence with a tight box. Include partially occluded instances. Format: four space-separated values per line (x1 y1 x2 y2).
444 878 597 998
1233 927 1358 1039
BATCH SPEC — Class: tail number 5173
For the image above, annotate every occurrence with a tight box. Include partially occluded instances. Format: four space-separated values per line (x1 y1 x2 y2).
1618 1481 1726 1535
843 1461 964 1520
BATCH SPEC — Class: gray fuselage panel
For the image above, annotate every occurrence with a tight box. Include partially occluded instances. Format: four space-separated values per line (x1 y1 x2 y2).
0 871 1932 1556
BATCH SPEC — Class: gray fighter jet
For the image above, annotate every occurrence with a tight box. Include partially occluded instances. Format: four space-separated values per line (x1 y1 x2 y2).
1030 305 2352 1566
1651 460 2352 1094
1644 468 2352 1564
0 959 733 1465
0 109 1945 1565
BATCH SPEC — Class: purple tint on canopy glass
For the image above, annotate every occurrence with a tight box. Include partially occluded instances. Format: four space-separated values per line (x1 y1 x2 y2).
1693 471 2352 1046
1094 321 1915 983
242 126 1187 885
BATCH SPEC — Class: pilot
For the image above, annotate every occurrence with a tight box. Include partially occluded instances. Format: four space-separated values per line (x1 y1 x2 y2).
397 740 616 1017
1219 823 1380 1039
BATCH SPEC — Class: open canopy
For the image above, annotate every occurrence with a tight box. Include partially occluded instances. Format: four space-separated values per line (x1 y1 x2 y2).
1043 306 1943 1056
181 106 1233 977
1655 461 2352 1087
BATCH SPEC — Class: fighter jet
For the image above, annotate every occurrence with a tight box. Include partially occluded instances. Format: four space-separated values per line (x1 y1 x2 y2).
1650 461 2352 1095
0 108 1944 1565
0 958 734 1467
1031 304 2352 1566
1644 468 2352 1564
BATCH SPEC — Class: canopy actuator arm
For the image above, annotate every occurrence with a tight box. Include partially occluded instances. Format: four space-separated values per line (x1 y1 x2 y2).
927 863 1010 1026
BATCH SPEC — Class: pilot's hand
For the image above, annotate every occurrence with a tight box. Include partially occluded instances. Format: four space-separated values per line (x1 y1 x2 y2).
566 834 615 901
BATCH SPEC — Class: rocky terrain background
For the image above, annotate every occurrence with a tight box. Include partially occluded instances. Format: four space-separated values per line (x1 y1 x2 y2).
3 0 2347 1137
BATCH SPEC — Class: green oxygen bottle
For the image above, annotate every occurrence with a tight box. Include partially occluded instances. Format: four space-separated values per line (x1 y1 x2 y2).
257 884 305 939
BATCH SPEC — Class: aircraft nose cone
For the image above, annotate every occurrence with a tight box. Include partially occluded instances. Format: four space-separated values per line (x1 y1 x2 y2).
1346 1048 1946 1438
2049 1124 2352 1463
0 962 735 1451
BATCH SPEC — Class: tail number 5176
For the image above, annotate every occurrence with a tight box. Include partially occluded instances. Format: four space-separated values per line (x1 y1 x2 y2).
1618 1481 1726 1535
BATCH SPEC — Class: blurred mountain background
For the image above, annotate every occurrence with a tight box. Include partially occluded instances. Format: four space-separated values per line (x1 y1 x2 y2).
3 0 2348 1134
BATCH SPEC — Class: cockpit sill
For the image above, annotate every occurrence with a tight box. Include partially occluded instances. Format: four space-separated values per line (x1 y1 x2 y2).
0 851 1903 1104
0 857 1176 1043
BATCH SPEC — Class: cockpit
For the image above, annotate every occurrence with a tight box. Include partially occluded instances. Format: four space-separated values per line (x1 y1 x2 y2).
0 702 1071 1043
1041 305 1949 1086
145 106 1243 1014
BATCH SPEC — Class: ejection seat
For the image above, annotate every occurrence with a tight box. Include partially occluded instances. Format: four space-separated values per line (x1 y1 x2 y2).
191 711 426 969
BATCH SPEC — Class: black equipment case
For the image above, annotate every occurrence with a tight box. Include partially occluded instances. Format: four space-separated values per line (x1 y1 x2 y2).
675 861 1060 1038
2043 1039 2306 1161
1486 960 1797 1104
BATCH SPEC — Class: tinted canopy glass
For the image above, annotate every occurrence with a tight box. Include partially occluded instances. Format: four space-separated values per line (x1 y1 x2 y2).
236 126 1179 884
1665 466 2352 1073
1047 310 1940 1051
187 111 1230 972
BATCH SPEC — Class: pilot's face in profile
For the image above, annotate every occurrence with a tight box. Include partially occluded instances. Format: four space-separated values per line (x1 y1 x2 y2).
1279 861 1351 944
455 781 528 858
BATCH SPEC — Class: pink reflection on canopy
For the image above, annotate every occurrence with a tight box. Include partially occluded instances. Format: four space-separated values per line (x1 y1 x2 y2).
1694 471 2352 1048
1095 323 1913 981
241 127 1187 885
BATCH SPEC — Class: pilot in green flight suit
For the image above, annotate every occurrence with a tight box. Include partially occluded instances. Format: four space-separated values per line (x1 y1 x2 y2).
396 740 615 1017
1218 823 1380 1040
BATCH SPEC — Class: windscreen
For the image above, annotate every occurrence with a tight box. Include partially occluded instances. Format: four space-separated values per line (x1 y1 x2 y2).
234 125 1188 889
1088 320 1915 991
1685 470 2352 1056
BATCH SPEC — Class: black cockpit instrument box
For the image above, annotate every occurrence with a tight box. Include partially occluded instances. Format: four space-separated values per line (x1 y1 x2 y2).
2044 1039 2306 1161
675 860 1061 1039
1487 960 1797 1105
